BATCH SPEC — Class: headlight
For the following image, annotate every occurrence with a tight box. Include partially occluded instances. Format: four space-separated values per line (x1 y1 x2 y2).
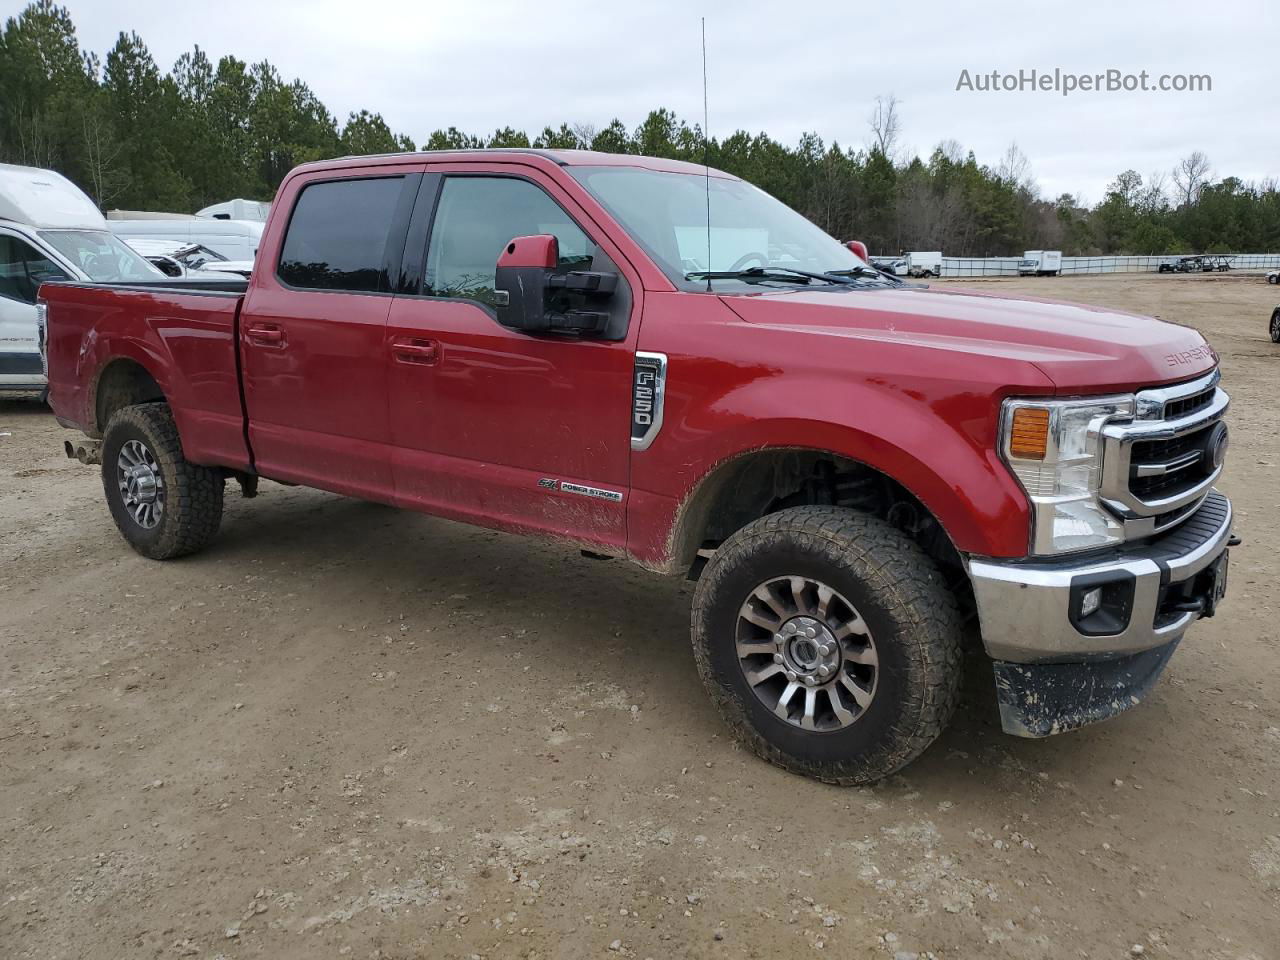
1000 395 1134 555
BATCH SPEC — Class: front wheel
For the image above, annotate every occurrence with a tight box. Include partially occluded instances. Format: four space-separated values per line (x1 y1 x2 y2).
101 402 225 559
1270 308 1280 344
691 507 962 785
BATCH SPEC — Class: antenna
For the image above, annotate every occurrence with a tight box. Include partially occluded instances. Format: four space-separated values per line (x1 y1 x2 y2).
702 17 712 292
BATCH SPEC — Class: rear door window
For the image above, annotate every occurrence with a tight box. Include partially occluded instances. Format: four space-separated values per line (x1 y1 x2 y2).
277 177 406 293
0 234 70 303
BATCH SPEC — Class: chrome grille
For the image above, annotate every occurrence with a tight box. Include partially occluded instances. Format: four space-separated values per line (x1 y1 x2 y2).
1099 370 1228 539
1128 424 1216 499
1162 386 1215 420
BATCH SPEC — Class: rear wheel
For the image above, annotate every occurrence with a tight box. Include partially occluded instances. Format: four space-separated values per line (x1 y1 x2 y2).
691 506 962 785
101 403 224 559
1270 308 1280 344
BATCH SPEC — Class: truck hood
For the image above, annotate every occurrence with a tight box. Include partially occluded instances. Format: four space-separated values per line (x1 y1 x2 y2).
722 285 1216 392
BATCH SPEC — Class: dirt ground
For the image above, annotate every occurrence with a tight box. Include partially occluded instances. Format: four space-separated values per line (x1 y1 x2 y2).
2 273 1278 960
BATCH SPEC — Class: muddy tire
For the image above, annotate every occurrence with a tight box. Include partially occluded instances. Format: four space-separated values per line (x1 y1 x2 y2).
101 402 224 560
1271 308 1280 343
691 506 962 785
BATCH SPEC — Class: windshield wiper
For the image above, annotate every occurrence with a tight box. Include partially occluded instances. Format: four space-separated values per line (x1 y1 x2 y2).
685 266 858 286
826 265 900 282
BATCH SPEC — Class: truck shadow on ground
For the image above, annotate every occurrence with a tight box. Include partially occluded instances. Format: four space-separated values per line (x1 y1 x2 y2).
199 480 1143 801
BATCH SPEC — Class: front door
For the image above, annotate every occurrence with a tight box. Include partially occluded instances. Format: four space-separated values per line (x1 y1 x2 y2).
0 232 69 386
384 166 641 551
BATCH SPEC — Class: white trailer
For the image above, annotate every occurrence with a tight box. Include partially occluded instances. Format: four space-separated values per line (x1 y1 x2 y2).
906 251 942 278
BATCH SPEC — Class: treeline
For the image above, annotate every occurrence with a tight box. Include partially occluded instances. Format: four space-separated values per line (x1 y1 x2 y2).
3 1 1277 256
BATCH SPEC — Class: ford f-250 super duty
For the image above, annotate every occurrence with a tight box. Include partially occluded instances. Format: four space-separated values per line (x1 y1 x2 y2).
41 149 1235 784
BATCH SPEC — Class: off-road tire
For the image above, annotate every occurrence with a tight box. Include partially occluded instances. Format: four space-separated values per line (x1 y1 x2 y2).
691 506 962 785
1271 308 1280 343
101 402 224 559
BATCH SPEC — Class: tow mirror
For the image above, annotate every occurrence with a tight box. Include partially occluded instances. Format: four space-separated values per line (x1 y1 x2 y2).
494 235 618 336
845 239 870 262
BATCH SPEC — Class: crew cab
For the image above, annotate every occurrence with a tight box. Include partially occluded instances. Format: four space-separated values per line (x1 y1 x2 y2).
41 149 1235 784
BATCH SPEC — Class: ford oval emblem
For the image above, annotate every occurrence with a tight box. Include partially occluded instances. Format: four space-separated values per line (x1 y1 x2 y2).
1205 422 1229 473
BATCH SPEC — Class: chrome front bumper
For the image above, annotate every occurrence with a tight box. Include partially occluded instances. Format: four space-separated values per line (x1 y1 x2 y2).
968 490 1232 664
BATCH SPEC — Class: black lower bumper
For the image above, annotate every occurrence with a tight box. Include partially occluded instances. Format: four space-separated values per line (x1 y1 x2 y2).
992 639 1181 738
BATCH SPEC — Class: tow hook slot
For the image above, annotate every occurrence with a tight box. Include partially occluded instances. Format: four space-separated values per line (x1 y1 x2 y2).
64 439 102 465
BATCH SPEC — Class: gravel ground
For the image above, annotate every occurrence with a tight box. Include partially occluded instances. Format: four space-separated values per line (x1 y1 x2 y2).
1 273 1277 959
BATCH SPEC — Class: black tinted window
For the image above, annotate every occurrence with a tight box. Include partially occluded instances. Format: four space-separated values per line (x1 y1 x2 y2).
278 177 405 292
0 234 69 303
425 177 592 303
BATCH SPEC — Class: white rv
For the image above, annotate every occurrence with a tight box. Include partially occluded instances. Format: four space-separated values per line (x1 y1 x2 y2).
1018 250 1062 276
0 163 163 397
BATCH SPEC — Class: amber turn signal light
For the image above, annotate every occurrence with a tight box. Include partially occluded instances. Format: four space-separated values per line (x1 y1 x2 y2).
1009 407 1050 460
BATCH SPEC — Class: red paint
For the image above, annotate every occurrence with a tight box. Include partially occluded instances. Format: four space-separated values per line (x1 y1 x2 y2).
43 149 1221 570
498 234 558 269
846 240 869 262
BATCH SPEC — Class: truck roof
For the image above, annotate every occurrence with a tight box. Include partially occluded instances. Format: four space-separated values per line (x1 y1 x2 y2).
291 148 740 181
0 162 108 230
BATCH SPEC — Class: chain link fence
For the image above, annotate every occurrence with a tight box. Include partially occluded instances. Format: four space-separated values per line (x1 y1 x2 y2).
934 253 1280 278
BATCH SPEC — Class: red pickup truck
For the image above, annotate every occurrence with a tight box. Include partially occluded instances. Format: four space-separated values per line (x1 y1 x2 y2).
42 149 1234 784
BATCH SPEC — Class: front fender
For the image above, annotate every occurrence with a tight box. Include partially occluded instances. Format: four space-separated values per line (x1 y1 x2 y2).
627 352 1045 570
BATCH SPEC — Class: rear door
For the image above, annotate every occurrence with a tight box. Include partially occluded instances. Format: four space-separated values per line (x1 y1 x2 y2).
238 165 423 500
0 231 70 386
383 163 643 550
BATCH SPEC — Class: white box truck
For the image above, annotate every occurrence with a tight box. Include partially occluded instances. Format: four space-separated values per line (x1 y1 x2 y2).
1018 250 1062 276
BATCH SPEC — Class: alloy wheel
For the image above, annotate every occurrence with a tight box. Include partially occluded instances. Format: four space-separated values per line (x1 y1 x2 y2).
735 576 878 732
117 439 165 529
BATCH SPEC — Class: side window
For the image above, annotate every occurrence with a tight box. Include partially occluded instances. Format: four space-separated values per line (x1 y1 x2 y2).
277 176 405 293
425 177 593 304
0 235 69 304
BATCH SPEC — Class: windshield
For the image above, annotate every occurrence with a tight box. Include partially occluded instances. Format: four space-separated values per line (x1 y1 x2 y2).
38 230 164 283
568 166 870 290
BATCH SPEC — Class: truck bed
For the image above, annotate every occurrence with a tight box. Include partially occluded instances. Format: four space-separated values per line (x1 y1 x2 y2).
42 279 253 471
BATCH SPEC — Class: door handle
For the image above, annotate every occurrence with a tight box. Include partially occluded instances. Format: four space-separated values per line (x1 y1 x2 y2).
246 323 285 347
391 337 440 365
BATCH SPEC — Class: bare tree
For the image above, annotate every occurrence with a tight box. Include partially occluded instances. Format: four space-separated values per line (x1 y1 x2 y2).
571 122 597 150
1140 169 1169 213
81 105 126 208
1172 151 1211 206
935 138 965 166
997 141 1036 194
868 94 900 157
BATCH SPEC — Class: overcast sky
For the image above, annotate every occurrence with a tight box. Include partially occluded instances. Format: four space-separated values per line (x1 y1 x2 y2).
41 0 1277 204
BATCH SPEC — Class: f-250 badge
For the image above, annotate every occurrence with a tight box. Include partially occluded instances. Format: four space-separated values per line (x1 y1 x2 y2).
631 352 668 451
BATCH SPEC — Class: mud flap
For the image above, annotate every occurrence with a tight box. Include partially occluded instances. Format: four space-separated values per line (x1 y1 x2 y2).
992 639 1181 738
